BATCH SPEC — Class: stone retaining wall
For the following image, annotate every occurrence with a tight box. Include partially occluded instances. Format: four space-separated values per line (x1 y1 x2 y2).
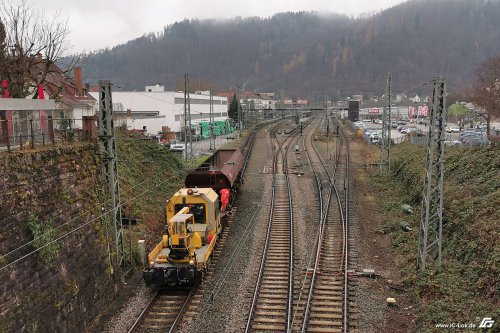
0 144 120 332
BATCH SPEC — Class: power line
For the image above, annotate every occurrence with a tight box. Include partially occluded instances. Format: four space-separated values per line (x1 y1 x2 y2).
0 173 180 272
0 137 184 262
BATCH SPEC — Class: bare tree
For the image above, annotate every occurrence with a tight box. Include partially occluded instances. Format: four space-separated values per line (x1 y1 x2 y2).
468 55 500 137
0 0 77 98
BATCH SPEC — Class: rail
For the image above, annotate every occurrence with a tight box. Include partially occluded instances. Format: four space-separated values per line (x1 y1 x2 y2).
127 287 194 333
299 115 353 333
245 120 299 332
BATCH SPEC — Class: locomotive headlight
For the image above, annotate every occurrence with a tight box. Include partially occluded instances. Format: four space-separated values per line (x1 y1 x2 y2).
189 259 195 265
149 260 155 267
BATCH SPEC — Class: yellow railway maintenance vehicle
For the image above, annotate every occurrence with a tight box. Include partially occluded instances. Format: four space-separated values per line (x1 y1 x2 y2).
143 188 222 287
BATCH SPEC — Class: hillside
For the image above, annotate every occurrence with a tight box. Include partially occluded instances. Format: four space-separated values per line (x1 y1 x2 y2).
371 142 499 330
80 0 500 99
115 132 189 247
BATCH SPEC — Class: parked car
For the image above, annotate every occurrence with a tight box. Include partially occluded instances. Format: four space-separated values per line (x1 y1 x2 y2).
163 140 178 148
362 118 372 122
459 131 485 142
446 126 460 133
444 140 461 146
462 137 489 146
401 127 418 134
170 143 186 152
370 134 380 144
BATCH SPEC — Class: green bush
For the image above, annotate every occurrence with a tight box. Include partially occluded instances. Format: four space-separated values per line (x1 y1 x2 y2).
27 214 61 265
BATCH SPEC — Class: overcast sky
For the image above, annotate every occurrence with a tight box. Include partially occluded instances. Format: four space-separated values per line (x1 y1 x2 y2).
39 0 406 53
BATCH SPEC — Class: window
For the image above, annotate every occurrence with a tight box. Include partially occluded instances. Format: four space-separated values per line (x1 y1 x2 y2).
173 222 185 237
175 203 206 223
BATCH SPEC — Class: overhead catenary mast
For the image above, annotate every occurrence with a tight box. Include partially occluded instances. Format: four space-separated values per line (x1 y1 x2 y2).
381 72 392 172
209 89 215 151
418 77 446 272
184 74 193 160
97 80 126 273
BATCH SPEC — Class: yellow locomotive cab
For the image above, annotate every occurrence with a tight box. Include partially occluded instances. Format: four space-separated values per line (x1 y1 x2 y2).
143 188 222 287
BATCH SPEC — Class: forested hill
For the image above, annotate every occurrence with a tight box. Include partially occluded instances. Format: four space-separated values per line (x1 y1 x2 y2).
81 0 500 99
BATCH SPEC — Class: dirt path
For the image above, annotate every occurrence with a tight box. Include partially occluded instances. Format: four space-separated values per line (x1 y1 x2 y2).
349 135 416 332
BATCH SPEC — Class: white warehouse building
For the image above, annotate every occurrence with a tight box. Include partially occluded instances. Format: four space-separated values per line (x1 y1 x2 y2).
90 84 228 136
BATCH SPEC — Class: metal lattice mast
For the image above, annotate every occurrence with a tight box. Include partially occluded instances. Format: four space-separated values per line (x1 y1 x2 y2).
98 80 125 270
184 74 193 160
381 73 392 171
209 90 215 151
187 78 193 160
418 77 446 271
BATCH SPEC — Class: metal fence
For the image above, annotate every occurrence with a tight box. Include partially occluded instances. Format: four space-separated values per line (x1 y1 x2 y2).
0 113 96 152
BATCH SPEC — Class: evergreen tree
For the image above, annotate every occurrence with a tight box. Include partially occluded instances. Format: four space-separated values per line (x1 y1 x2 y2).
228 94 239 121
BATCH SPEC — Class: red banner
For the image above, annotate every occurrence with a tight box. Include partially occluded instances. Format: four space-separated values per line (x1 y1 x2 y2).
368 108 380 114
408 106 416 119
418 105 429 116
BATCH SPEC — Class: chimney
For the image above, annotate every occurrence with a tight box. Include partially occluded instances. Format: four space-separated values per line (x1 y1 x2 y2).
74 67 83 97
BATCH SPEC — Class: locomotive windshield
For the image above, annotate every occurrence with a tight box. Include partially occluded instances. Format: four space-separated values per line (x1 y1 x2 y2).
175 203 206 223
172 221 186 237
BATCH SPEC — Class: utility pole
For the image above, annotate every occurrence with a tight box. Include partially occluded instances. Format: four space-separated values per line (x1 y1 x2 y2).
418 77 446 272
184 74 192 160
97 80 125 273
242 102 246 130
237 86 242 133
209 89 215 151
381 72 392 171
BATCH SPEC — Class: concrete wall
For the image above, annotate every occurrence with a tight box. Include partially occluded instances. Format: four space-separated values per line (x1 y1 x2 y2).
0 144 120 332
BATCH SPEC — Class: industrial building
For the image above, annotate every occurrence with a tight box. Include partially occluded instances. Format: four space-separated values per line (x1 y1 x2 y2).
90 84 228 137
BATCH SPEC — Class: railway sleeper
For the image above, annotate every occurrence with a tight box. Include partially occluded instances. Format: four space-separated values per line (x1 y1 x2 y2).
312 296 344 302
251 324 287 331
253 314 287 322
309 313 343 319
259 291 289 297
143 317 174 323
308 319 343 326
310 306 343 313
314 291 343 297
148 311 178 317
254 310 287 317
256 298 288 304
315 284 344 291
305 327 342 333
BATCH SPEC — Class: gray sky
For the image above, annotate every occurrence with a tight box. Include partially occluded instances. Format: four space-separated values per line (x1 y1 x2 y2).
40 0 406 53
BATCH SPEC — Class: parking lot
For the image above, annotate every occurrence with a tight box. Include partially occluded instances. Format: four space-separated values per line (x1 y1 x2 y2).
353 119 498 146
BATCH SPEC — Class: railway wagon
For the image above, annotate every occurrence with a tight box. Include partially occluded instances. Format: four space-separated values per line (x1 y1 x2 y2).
143 149 244 287
185 149 244 206
143 188 222 287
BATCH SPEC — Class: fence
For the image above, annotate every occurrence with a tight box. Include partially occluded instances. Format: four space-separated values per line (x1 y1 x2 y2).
0 113 96 152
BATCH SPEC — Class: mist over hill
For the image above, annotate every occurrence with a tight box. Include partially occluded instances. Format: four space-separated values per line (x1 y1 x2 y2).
81 0 500 99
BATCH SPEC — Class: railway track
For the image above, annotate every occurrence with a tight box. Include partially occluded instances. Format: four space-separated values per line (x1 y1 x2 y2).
127 287 193 332
128 124 261 333
245 122 299 332
294 116 356 333
128 209 239 333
